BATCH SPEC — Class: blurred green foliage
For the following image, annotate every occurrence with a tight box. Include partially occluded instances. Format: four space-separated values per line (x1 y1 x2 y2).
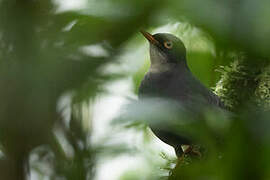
0 0 270 180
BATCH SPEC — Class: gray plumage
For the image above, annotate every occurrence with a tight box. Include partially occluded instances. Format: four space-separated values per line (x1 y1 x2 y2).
139 64 224 108
139 32 225 156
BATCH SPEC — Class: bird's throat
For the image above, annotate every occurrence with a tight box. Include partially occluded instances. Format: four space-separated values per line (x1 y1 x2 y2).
149 61 189 74
149 64 171 73
149 63 176 73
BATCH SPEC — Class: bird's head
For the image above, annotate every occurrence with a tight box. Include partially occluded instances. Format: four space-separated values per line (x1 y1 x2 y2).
141 31 187 67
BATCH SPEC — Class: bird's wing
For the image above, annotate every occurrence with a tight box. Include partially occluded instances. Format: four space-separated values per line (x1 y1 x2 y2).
170 69 226 110
189 76 226 109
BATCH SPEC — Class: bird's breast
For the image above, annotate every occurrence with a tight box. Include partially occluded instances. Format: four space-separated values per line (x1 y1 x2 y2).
139 71 190 102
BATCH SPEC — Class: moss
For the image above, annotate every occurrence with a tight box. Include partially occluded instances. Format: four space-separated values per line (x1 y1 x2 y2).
255 65 270 109
214 52 270 110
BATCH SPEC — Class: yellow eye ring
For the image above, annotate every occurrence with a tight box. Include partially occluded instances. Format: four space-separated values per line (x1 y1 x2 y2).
164 41 173 49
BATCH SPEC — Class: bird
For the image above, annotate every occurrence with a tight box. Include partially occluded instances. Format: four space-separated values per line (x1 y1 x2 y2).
139 30 225 157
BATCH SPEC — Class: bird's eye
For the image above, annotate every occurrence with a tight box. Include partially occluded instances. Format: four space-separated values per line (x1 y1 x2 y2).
164 41 173 49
